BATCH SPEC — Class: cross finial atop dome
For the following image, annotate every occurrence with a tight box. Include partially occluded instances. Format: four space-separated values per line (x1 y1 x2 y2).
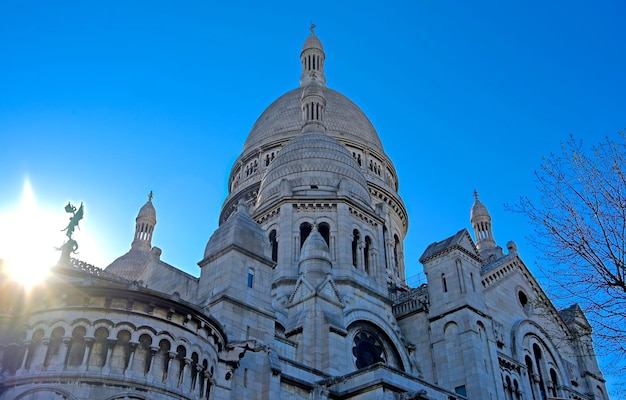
310 23 316 33
148 190 153 202
474 189 479 200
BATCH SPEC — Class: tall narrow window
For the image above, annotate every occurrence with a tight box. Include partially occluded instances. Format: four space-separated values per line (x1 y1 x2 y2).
533 344 547 400
525 356 537 400
247 268 254 288
319 223 330 246
364 236 372 274
269 230 278 262
352 229 360 267
442 273 448 292
383 226 389 270
393 234 400 270
300 222 312 247
549 368 558 397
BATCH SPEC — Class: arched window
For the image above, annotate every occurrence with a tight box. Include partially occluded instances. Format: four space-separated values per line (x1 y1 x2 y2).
67 326 87 366
300 222 312 247
133 333 152 376
382 226 389 270
153 339 171 382
393 234 400 271
25 329 44 370
364 236 372 274
176 345 187 386
89 327 109 368
269 230 278 262
352 229 360 267
533 344 548 400
549 368 558 397
318 222 330 246
191 352 200 390
525 356 537 400
110 330 131 372
44 326 65 367
505 376 513 400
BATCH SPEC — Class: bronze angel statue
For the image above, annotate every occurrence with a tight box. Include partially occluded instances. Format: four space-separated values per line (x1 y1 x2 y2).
57 202 84 263
62 202 84 240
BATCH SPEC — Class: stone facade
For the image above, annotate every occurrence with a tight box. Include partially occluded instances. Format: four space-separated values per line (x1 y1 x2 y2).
0 28 608 400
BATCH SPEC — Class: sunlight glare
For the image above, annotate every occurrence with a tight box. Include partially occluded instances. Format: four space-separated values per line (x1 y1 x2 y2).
0 179 65 287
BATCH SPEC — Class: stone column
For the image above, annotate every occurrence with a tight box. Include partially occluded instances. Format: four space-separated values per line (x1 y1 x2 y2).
166 351 177 386
125 342 138 377
102 339 115 374
386 239 395 276
80 338 94 373
179 357 192 388
357 241 364 270
193 364 203 393
60 337 72 370
294 234 301 264
146 346 159 382
17 340 32 374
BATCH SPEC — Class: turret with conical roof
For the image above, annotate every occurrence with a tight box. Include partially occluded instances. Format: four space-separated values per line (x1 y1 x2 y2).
470 191 503 262
132 191 157 251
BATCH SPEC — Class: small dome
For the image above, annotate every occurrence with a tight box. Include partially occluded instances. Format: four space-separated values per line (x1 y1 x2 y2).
301 28 324 53
257 131 371 206
138 201 156 221
137 192 156 222
470 190 490 221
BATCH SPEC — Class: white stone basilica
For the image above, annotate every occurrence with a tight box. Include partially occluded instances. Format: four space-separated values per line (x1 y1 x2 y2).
0 28 608 400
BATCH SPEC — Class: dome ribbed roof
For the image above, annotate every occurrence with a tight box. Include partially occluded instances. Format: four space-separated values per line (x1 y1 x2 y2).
470 191 490 221
257 131 371 206
137 199 156 221
242 87 384 156
302 31 324 53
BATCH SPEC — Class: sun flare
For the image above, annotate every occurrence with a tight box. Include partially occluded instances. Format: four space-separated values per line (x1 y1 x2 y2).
0 180 66 288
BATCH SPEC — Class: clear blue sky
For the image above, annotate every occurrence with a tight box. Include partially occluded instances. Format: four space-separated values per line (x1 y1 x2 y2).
1 0 624 395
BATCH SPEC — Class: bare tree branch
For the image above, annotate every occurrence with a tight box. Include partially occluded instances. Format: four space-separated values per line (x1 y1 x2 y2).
508 132 626 375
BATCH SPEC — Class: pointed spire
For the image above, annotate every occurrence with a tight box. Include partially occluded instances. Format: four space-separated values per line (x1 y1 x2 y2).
470 190 496 253
131 192 157 251
299 224 331 284
300 25 326 86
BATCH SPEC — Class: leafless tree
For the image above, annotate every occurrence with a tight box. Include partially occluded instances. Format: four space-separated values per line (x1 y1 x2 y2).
511 133 626 361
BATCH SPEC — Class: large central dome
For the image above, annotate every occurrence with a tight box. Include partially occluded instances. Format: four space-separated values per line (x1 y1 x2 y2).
242 86 384 155
219 28 406 232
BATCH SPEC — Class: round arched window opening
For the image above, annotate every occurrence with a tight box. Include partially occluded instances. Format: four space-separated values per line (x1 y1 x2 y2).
352 331 385 369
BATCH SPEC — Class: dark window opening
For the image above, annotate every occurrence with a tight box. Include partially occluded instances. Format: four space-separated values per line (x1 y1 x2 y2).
247 269 254 288
300 222 312 247
319 223 330 246
364 236 372 274
269 230 278 262
352 229 360 267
